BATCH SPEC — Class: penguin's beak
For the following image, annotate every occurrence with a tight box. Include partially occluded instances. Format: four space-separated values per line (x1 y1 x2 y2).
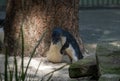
52 36 61 44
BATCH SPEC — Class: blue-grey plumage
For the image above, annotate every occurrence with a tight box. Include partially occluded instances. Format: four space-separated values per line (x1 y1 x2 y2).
52 28 63 44
52 27 83 63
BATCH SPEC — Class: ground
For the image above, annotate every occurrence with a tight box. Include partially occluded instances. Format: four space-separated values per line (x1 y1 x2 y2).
79 9 120 44
0 9 120 81
79 9 120 57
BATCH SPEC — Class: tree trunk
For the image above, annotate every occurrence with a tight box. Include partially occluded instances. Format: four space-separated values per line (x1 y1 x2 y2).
4 0 84 56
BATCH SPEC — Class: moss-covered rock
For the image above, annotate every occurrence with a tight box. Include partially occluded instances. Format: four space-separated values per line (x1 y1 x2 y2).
99 74 120 81
96 41 120 81
69 55 98 79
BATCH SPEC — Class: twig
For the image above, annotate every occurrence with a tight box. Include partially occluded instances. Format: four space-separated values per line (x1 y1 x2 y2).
41 64 68 81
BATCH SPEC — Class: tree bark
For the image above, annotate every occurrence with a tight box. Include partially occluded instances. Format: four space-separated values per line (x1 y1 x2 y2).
4 0 84 56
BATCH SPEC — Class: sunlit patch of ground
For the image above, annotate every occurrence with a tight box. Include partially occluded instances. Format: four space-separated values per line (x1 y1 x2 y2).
0 54 76 81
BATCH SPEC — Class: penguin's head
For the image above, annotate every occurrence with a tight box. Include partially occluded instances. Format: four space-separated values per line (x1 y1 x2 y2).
52 27 63 44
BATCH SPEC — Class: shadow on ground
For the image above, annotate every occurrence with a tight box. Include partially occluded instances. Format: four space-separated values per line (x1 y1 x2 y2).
79 9 120 44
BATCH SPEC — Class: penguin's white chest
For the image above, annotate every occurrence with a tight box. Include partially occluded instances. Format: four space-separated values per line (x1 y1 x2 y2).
46 42 63 63
66 44 78 62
